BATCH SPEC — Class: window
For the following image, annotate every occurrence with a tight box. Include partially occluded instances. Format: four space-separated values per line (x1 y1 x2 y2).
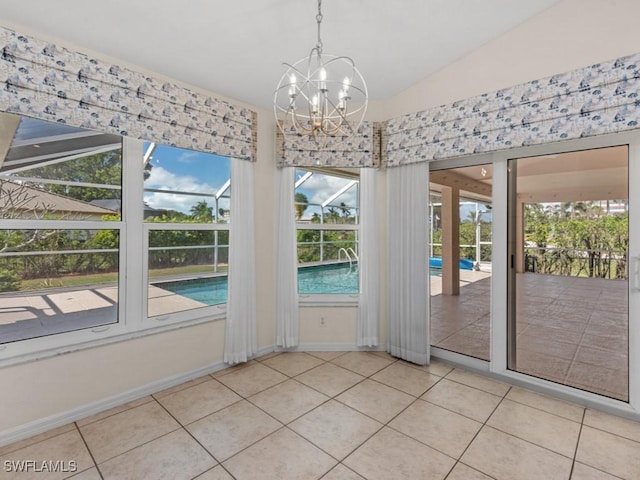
294 169 359 296
143 143 230 319
0 112 236 362
0 116 123 345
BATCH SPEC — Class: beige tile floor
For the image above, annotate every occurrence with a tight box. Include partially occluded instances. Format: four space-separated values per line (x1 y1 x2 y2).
431 273 629 401
2 351 639 480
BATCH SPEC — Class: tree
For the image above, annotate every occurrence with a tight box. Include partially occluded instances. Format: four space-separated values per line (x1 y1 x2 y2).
325 207 341 224
190 200 213 222
338 201 350 218
0 180 61 254
524 201 628 279
294 192 309 220
22 151 123 202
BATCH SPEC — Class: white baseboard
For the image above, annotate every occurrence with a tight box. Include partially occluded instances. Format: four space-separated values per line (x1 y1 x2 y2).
0 344 276 448
278 343 385 352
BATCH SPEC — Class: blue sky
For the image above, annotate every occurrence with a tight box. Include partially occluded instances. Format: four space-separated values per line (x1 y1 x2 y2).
294 169 359 220
143 143 230 214
143 149 360 218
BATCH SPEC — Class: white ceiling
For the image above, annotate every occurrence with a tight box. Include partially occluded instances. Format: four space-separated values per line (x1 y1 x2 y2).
438 146 628 202
0 0 560 110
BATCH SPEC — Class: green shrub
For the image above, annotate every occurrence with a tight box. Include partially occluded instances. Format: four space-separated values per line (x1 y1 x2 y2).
0 268 20 292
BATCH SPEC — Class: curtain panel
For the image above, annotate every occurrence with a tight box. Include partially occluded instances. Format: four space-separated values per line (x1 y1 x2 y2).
275 167 299 348
386 52 640 166
387 162 429 365
224 158 257 364
357 167 379 347
277 122 382 168
0 26 257 161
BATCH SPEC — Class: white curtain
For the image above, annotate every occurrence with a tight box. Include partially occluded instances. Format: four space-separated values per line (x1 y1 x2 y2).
387 162 430 365
357 167 379 346
275 167 299 347
224 158 257 364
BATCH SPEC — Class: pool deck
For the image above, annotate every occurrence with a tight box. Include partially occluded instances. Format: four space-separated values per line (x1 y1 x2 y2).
0 284 208 343
431 271 629 401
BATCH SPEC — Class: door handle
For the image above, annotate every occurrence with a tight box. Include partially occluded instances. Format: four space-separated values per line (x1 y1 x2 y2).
633 255 640 291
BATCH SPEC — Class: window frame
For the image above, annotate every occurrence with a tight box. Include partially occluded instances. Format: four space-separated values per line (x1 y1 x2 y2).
143 222 229 323
0 136 129 365
0 136 232 367
294 168 361 305
141 142 231 324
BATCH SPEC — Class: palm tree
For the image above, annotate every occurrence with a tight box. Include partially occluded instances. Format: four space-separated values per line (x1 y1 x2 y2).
294 192 309 219
338 201 352 219
190 200 213 221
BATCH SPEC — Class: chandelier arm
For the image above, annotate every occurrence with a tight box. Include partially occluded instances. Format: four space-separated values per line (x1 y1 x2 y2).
288 106 314 136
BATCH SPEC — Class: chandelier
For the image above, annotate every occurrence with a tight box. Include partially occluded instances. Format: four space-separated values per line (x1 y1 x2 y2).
274 0 368 149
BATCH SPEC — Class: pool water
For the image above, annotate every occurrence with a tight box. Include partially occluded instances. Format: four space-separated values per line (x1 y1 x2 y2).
157 263 442 305
157 262 360 304
158 276 228 305
298 263 358 294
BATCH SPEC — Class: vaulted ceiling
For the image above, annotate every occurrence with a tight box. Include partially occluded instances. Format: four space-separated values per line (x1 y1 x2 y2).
0 0 560 109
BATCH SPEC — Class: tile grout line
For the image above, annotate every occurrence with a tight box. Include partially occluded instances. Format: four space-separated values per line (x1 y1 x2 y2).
250 354 447 476
324 358 442 474
0 426 75 457
499 391 585 424
568 408 587 480
442 384 513 480
582 423 640 446
200 357 335 472
73 421 105 480
153 394 232 478
75 396 156 429
562 306 595 385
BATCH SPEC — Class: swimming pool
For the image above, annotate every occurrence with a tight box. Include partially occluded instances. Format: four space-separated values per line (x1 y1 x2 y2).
156 262 360 305
157 263 443 305
298 263 358 294
158 276 228 305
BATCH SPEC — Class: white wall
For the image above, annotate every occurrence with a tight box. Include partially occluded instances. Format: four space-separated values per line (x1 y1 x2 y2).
368 0 640 120
0 321 225 434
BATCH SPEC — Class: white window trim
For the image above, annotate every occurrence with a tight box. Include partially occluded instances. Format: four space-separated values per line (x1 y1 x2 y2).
296 178 361 304
0 137 231 367
0 137 131 366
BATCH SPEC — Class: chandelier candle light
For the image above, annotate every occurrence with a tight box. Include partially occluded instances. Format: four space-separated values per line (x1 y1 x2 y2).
274 0 368 150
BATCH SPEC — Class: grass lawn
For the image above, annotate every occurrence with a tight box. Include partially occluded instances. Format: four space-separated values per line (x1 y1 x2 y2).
18 264 228 291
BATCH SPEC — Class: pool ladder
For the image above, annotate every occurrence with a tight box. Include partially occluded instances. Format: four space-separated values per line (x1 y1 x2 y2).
338 248 359 272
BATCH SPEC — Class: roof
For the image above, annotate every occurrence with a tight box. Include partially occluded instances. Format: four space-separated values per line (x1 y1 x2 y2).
0 116 122 175
0 179 117 216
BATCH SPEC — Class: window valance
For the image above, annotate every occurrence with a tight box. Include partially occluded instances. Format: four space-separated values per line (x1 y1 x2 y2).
385 52 640 166
0 26 257 161
276 122 382 168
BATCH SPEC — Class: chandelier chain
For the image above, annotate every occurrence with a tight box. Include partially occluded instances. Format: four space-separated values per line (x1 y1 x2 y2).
316 0 323 52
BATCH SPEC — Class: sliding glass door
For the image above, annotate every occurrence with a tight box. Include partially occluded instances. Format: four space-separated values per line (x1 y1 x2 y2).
430 163 493 361
507 146 630 401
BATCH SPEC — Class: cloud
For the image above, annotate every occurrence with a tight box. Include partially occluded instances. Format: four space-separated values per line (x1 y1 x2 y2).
298 172 359 208
176 151 200 164
144 166 220 213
